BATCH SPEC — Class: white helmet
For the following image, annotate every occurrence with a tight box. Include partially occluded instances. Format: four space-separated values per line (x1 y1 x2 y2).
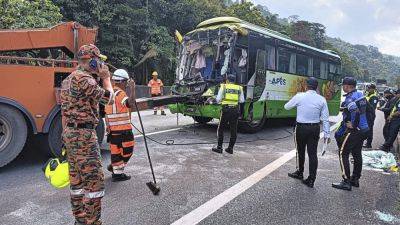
113 69 129 81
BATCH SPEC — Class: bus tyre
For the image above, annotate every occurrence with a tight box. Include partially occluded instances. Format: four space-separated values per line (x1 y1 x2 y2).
0 105 28 167
47 114 105 157
193 116 213 124
238 115 266 134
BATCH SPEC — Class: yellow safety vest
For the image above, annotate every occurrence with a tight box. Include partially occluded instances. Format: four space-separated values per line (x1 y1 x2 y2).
391 99 400 115
221 83 242 106
365 91 377 101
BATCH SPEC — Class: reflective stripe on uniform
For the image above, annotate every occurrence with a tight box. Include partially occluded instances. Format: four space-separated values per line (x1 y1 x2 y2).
106 112 130 119
85 190 105 199
108 120 132 126
121 97 129 105
339 133 351 179
70 188 85 196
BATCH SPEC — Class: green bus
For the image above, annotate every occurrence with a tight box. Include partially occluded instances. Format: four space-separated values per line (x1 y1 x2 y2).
169 17 342 133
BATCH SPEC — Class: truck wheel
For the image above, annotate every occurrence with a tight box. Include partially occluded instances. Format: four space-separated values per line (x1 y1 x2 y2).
0 105 28 167
47 114 105 157
193 116 213 124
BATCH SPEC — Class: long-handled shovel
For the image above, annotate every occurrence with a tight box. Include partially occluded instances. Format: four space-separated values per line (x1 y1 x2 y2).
133 100 160 195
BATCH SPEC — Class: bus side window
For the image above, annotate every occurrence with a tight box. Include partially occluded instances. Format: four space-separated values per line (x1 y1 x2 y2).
266 45 276 70
296 53 310 76
278 48 296 74
320 61 328 79
313 58 321 78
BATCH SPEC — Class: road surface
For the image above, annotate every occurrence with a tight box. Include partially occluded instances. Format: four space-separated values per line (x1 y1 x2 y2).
0 110 398 225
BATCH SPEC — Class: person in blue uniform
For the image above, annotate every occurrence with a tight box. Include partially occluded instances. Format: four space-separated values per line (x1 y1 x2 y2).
333 77 369 191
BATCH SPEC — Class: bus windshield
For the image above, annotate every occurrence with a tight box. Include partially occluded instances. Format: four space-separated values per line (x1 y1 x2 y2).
176 28 237 85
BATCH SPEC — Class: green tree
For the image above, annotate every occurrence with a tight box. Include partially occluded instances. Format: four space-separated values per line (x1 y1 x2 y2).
225 2 268 27
289 20 326 48
0 0 62 29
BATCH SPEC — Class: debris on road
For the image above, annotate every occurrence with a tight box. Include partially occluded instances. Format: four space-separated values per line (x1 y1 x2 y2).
362 150 397 170
375 211 400 223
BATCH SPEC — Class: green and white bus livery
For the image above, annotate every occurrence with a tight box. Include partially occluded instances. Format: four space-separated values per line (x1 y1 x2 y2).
169 17 342 133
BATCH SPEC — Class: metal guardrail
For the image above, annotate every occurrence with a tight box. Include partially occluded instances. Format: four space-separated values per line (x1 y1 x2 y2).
134 85 171 98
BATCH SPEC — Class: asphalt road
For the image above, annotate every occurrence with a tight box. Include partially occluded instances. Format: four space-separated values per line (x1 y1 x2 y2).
0 110 398 225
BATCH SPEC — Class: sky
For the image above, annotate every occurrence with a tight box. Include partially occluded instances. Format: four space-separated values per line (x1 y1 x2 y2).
252 0 400 57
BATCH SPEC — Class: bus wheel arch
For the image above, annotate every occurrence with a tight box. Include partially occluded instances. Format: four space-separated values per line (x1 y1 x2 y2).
0 103 28 167
238 102 267 133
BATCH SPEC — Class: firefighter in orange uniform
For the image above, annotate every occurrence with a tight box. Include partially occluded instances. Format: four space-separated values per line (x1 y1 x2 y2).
105 69 135 182
148 71 166 115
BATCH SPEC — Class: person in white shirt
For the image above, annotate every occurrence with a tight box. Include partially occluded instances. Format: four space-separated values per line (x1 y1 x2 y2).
284 77 330 188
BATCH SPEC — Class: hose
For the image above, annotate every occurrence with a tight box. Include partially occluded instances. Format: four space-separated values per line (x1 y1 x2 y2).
130 121 293 146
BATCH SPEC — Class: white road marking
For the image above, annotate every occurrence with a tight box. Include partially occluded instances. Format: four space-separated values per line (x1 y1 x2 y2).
134 127 182 138
171 123 340 225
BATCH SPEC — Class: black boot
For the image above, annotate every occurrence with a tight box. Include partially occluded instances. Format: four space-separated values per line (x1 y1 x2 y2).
212 146 223 154
225 147 233 154
288 170 303 180
112 173 131 182
161 110 166 116
350 177 359 187
302 177 315 188
153 110 157 115
332 179 352 191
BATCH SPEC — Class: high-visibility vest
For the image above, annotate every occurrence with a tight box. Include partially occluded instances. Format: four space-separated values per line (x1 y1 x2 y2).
366 91 377 101
148 79 163 95
221 83 242 106
105 87 132 131
391 99 400 116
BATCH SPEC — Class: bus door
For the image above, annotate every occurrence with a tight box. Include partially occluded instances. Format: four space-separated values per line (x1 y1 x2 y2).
246 43 276 121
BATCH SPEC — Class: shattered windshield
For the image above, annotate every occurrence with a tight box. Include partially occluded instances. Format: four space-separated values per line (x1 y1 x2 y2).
176 28 237 84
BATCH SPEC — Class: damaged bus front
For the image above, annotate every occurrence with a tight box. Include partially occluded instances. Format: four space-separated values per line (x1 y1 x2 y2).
169 17 342 133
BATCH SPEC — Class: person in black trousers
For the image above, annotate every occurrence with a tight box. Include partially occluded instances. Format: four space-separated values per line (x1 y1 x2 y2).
380 89 400 152
212 74 245 154
379 89 397 142
364 84 379 148
284 77 330 188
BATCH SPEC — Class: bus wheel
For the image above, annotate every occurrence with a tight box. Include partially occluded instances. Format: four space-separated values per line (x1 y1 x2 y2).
47 114 105 157
0 105 28 167
193 116 213 124
238 116 266 133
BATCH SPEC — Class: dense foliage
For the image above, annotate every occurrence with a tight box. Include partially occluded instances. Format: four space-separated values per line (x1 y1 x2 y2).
0 0 62 29
1 0 398 86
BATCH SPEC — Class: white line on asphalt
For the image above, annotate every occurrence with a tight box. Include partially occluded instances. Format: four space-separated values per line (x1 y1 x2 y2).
135 127 182 138
171 123 340 225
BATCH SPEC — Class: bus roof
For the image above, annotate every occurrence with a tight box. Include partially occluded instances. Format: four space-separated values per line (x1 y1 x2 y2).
195 17 341 59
